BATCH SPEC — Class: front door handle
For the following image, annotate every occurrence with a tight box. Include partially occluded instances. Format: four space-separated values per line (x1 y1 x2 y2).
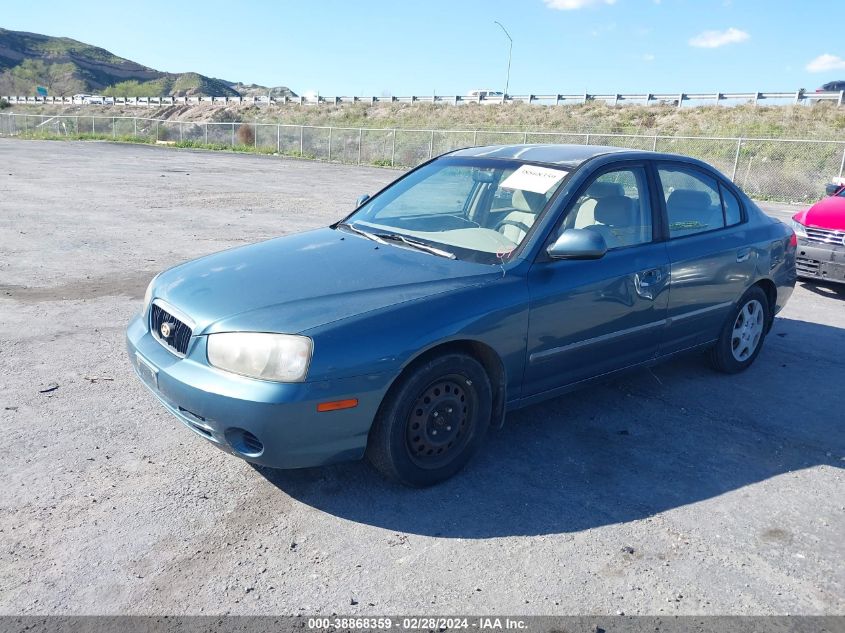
636 268 663 287
634 268 664 300
736 247 752 263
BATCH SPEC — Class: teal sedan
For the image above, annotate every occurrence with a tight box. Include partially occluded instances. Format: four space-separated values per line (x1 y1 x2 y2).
127 145 797 486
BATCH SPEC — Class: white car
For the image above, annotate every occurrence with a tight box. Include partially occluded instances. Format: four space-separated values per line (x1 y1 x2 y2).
466 89 506 103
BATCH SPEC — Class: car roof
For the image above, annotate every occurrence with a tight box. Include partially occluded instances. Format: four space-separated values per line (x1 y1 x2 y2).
450 144 638 168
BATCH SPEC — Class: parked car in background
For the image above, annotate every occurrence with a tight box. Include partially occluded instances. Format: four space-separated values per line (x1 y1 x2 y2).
817 81 845 92
792 180 845 284
127 145 796 486
467 89 505 101
82 95 105 105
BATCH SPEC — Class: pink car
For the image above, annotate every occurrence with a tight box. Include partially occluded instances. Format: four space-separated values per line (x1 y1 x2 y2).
792 183 845 285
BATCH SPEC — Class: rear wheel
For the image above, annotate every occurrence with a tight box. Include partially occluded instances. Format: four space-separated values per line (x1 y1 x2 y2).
366 353 492 487
709 286 770 374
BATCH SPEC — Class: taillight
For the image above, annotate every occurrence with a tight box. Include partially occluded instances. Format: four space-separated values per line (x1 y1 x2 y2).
788 231 798 248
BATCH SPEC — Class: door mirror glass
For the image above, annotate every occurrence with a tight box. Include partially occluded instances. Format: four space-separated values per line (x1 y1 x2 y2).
547 229 607 260
825 183 839 196
355 194 370 208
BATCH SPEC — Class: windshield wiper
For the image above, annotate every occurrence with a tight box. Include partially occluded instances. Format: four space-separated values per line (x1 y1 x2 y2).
337 222 387 245
375 232 457 259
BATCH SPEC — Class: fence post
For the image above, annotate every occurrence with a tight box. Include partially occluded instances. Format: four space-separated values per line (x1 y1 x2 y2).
231 122 235 147
254 121 258 148
731 138 743 182
429 130 434 159
585 133 591 145
205 123 208 145
179 121 183 142
300 126 304 156
277 124 281 153
523 131 528 144
839 143 845 178
112 116 116 139
155 120 159 141
391 129 396 167
134 118 137 137
473 130 478 146
357 128 363 165
328 127 333 161
92 116 95 134
652 135 658 151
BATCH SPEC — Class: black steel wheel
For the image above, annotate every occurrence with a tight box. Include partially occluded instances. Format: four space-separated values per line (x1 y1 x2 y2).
366 353 492 487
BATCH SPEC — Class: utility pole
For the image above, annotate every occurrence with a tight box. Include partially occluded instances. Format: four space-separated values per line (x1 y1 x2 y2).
494 21 512 98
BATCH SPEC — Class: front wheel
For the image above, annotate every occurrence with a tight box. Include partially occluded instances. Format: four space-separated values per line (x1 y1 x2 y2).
708 286 770 374
366 353 492 487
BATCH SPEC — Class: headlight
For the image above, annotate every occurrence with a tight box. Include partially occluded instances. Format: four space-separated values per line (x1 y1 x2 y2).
207 332 313 382
791 219 807 238
142 274 158 315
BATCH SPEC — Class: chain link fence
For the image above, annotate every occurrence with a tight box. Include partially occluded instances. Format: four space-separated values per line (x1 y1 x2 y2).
2 113 843 203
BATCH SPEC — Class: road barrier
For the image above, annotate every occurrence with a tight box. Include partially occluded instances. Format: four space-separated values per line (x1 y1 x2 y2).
2 90 844 108
2 112 843 203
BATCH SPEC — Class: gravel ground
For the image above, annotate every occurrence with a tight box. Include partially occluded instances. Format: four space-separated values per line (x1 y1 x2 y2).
0 139 843 616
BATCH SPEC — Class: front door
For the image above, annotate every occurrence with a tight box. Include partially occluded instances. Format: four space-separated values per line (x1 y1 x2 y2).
523 164 670 397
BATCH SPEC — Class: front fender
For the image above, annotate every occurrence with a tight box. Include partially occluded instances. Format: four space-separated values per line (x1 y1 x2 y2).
303 272 530 401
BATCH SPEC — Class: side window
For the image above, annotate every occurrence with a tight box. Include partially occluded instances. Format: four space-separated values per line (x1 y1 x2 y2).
566 167 653 249
720 184 743 226
657 166 726 238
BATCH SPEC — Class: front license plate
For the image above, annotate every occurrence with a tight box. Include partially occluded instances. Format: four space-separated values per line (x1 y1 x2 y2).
135 353 158 390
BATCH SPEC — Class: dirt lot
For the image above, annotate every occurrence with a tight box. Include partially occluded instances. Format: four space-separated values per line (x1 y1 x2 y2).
0 140 843 616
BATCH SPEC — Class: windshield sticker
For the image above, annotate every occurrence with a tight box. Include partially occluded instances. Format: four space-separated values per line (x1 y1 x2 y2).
500 165 568 194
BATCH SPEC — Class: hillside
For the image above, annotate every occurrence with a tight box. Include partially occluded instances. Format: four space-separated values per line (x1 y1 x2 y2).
0 28 294 98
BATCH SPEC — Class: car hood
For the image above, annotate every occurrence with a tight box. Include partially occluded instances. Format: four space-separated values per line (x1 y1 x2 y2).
794 196 845 231
153 227 499 335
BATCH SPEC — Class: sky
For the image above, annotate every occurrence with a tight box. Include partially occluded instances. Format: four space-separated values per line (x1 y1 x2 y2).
3 0 845 96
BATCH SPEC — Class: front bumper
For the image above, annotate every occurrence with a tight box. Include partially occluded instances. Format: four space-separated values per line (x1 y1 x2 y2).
126 313 392 469
796 241 845 285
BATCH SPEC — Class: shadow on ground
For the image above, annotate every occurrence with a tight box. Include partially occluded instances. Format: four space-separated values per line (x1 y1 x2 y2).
255 317 844 538
798 280 845 301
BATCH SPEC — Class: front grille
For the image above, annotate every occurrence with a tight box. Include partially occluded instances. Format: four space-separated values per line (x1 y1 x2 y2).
796 256 821 276
150 303 193 356
805 226 845 247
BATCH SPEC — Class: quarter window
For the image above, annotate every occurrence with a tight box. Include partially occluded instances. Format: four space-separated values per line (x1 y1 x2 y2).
657 166 726 238
720 185 743 226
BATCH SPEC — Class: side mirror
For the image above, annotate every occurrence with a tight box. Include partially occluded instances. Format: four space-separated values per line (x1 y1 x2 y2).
546 229 608 260
355 194 371 208
825 183 839 196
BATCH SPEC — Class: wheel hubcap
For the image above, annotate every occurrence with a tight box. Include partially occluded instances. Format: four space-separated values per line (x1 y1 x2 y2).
406 377 473 468
731 299 764 362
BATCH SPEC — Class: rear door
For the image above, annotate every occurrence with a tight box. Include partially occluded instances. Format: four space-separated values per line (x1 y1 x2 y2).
655 162 757 354
523 163 670 397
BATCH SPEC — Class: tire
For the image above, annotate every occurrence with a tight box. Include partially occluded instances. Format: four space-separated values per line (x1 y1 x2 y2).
366 353 492 487
708 286 770 374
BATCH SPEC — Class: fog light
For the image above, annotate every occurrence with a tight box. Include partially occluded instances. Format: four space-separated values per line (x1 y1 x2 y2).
224 428 264 457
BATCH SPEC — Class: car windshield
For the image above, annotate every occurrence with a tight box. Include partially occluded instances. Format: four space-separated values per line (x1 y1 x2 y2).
341 157 569 263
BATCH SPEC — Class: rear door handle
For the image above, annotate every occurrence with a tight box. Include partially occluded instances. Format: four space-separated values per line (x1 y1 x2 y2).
736 247 752 262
